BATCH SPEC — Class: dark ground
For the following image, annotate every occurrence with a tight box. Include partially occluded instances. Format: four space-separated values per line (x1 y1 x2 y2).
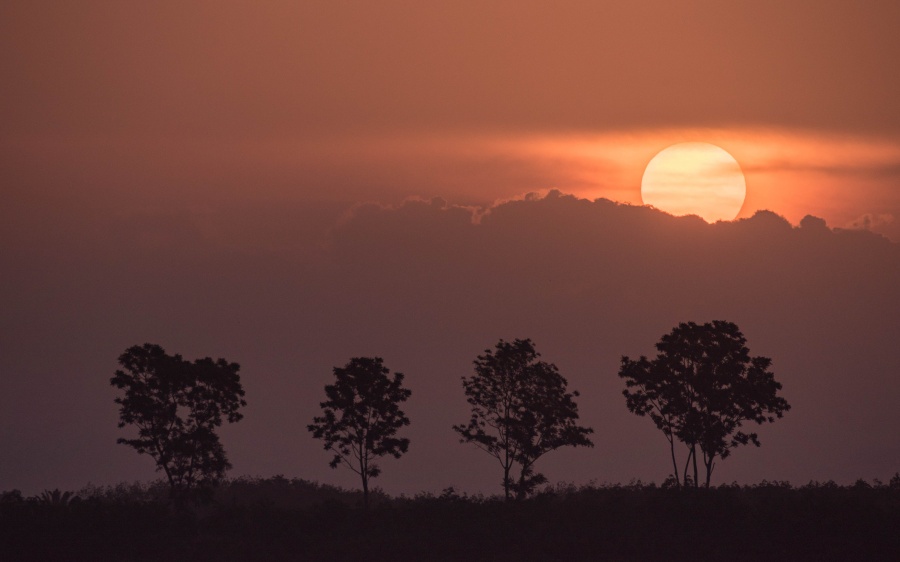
2 476 898 561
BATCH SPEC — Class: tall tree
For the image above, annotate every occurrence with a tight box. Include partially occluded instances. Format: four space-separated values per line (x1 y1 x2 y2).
307 357 411 509
454 339 593 499
111 343 246 504
620 321 790 488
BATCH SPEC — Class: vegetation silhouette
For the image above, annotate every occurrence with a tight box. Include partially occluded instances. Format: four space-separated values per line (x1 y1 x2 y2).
2 328 897 560
454 338 593 499
2 477 898 561
35 489 79 508
308 356 412 509
111 343 247 505
620 321 791 488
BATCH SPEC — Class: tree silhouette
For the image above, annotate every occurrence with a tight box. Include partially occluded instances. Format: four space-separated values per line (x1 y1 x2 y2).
111 343 246 504
454 339 593 499
307 357 411 509
620 321 790 488
35 489 78 507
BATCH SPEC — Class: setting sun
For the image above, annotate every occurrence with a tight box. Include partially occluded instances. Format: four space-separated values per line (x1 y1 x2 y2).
641 142 746 223
3 4 900 558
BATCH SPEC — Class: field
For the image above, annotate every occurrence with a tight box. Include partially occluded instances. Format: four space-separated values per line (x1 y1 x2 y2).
2 476 898 561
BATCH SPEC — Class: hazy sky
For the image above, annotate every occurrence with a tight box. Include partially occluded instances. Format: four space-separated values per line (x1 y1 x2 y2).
1 2 899 494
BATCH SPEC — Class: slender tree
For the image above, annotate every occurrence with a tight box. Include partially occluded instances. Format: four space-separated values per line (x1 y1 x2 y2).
307 357 411 509
454 339 593 499
620 321 790 487
111 343 246 504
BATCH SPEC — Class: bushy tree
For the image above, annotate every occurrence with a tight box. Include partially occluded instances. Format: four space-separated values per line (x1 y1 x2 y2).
454 339 593 499
111 343 246 504
308 357 411 509
620 321 790 488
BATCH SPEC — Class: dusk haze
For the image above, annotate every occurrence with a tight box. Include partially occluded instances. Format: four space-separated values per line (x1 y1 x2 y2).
2 2 899 560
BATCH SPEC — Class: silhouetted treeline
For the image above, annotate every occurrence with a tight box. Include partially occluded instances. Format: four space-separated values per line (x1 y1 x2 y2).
2 476 898 561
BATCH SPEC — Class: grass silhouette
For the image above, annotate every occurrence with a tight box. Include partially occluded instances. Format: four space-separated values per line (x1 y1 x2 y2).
2 476 898 561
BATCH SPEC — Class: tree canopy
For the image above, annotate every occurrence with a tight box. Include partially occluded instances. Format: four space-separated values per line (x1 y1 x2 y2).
307 356 411 509
454 338 593 499
111 343 246 503
620 321 790 488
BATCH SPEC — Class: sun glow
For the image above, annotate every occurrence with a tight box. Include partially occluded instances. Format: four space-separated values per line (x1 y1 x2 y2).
273 128 900 240
640 143 746 223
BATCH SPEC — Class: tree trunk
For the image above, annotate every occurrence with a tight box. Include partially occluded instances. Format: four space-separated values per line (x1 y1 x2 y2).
692 444 699 488
705 456 715 488
515 463 532 500
362 472 369 510
682 447 694 488
503 464 511 500
668 437 681 489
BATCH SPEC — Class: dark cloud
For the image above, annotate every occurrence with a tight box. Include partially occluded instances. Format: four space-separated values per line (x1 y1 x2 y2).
2 192 897 494
845 213 895 231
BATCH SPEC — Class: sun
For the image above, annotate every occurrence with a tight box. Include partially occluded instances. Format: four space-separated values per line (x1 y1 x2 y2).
640 142 746 222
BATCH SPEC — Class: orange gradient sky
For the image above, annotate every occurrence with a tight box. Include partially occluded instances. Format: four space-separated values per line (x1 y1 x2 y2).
4 2 900 239
2 1 900 494
8 127 898 239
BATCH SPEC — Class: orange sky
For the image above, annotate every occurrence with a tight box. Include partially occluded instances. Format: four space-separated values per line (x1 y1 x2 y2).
3 2 900 239
2 1 900 494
